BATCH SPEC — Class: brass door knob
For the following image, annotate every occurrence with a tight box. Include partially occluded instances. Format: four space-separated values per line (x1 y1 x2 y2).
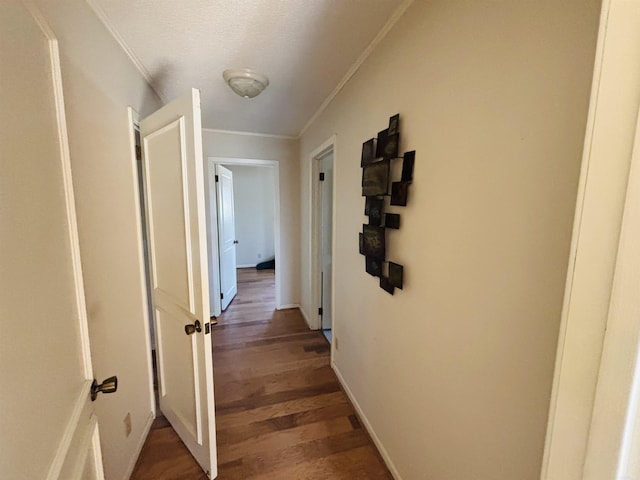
184 319 202 335
91 376 118 401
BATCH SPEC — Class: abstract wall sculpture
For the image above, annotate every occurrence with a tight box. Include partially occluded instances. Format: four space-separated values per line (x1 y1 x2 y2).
359 113 414 295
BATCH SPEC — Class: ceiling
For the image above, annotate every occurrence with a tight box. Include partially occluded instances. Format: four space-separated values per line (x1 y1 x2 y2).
89 0 406 137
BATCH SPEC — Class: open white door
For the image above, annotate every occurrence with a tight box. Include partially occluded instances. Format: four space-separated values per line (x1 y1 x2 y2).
140 89 217 478
2 2 105 478
216 164 238 311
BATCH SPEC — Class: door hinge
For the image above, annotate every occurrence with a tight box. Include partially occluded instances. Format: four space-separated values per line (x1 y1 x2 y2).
318 307 323 316
215 174 219 182
220 292 224 300
319 172 325 181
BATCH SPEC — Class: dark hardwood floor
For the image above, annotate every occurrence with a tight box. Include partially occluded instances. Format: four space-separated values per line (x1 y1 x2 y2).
131 268 392 479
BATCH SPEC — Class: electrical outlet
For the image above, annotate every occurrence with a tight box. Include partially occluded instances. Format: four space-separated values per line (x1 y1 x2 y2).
124 412 132 437
257 253 262 259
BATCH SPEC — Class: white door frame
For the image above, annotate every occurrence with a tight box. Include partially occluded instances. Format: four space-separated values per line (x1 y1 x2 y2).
126 107 156 422
309 136 337 331
541 0 640 478
207 157 283 314
581 101 640 480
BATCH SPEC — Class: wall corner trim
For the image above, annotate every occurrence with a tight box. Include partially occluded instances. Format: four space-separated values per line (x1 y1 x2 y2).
331 362 402 480
297 0 415 137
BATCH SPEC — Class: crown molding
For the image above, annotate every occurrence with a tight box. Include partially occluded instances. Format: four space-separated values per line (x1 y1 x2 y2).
298 0 414 137
201 128 298 141
85 0 167 103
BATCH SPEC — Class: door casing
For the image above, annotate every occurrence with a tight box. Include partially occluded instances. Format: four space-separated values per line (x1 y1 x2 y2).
127 107 157 423
206 157 282 316
309 136 337 333
541 0 640 478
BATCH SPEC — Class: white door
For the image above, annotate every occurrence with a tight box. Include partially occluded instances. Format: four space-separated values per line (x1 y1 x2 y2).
216 164 238 311
1 2 105 479
140 89 217 478
320 153 334 331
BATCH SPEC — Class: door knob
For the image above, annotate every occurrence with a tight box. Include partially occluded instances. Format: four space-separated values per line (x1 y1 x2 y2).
233 240 238 244
184 319 202 335
91 376 118 401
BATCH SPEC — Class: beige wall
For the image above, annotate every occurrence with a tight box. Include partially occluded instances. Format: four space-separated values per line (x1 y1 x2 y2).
299 1 600 478
33 1 162 479
202 130 301 307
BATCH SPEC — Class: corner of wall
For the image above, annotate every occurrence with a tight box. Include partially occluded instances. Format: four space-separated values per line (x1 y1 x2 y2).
297 305 313 330
120 412 154 480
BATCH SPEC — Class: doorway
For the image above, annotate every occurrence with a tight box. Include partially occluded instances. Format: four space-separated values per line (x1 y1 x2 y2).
131 114 156 353
311 140 335 343
128 108 157 422
206 158 281 318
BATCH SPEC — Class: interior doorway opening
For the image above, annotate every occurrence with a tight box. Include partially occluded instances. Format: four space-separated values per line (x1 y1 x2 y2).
131 116 156 352
310 139 335 344
128 109 158 427
206 158 281 318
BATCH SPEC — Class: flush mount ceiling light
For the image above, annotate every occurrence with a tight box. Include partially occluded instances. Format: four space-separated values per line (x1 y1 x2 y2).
223 68 269 99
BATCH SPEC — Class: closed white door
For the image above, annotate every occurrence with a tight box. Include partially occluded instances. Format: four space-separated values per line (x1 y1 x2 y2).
216 164 238 311
1 2 105 478
140 89 217 478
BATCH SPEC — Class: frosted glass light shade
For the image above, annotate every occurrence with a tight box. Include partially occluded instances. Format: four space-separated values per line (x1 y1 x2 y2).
223 69 269 98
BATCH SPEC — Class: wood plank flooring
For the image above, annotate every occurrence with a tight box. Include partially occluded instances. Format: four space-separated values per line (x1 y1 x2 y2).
131 268 392 479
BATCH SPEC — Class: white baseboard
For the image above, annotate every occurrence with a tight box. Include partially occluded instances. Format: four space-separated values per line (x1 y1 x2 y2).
277 303 299 310
298 305 313 329
331 361 402 480
236 264 256 269
123 412 154 480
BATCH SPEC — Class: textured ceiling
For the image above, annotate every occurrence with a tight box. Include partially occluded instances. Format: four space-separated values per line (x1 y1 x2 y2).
89 0 406 137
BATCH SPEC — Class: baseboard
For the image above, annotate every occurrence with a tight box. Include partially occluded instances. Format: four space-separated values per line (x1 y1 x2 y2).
298 305 313 329
277 303 299 310
331 362 402 480
123 412 154 480
236 264 256 269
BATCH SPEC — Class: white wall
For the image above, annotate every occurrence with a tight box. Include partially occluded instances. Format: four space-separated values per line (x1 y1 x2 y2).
299 1 600 479
202 130 300 306
226 165 276 267
31 1 161 479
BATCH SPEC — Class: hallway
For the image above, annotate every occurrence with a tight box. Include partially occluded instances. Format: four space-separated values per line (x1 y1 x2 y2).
132 269 392 479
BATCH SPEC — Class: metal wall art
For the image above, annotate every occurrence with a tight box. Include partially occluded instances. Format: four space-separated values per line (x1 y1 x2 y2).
359 113 414 295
